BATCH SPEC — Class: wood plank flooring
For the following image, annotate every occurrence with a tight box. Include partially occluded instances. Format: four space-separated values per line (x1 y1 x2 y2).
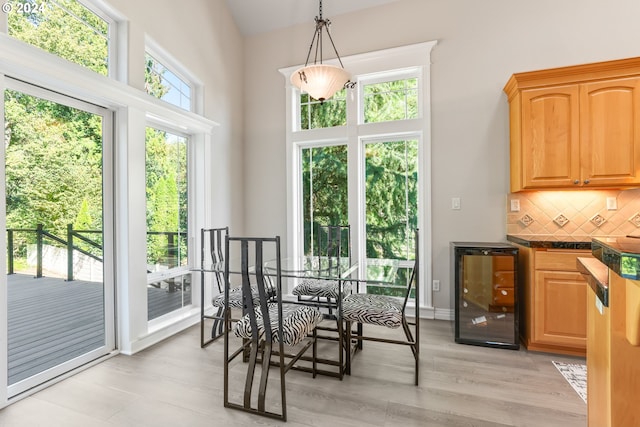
7 274 191 385
0 319 587 426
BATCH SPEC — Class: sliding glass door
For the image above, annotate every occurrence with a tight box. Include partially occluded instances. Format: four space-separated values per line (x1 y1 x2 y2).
4 79 115 396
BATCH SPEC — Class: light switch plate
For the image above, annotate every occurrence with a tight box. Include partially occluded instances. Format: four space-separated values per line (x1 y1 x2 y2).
510 199 520 212
606 197 617 210
452 197 461 210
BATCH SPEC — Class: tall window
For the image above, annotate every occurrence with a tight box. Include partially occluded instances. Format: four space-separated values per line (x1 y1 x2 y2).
7 0 112 76
283 41 435 306
145 52 192 111
301 145 348 255
364 139 418 260
145 127 191 320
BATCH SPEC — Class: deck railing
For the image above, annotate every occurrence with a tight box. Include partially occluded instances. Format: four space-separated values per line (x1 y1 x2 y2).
7 224 184 281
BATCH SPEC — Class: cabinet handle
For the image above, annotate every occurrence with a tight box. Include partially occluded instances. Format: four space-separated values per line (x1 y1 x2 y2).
573 179 580 185
584 179 590 184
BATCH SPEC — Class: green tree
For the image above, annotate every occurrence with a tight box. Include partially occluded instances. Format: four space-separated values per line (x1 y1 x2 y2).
8 0 109 75
145 128 188 267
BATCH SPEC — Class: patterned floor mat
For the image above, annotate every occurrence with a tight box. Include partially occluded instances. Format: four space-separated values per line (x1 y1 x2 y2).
552 361 587 403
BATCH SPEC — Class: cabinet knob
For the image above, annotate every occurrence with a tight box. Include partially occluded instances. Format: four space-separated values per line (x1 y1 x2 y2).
573 179 580 185
584 179 590 184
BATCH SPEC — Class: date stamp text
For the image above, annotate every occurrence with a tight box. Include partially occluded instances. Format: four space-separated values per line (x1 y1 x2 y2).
2 2 48 14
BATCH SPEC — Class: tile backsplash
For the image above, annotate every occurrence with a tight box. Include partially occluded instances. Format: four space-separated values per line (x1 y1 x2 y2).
506 188 640 236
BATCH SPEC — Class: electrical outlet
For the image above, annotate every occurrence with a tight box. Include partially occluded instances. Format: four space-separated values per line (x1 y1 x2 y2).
432 280 440 291
606 197 617 210
451 197 461 210
510 199 520 212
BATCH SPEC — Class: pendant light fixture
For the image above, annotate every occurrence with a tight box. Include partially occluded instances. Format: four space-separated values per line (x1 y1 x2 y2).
290 0 354 102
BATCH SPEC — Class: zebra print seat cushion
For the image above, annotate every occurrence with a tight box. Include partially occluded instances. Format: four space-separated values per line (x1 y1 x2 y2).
212 285 270 309
212 286 250 309
291 279 351 299
342 293 404 328
234 303 322 347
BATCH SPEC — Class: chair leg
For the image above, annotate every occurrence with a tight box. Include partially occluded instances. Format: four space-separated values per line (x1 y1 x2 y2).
257 341 272 413
243 339 259 408
211 307 225 338
312 328 318 378
345 320 352 375
337 318 344 379
401 317 419 386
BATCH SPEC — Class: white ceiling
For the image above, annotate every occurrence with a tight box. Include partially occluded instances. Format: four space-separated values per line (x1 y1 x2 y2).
225 0 400 36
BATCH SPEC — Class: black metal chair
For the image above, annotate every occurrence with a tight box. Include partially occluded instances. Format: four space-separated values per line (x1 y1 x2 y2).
200 227 271 348
343 229 420 385
292 224 352 306
291 224 352 378
199 226 228 347
223 235 322 421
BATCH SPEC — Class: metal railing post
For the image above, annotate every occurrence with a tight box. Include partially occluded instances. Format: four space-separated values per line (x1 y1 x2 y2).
168 233 176 268
8 230 14 275
67 224 74 281
36 224 43 278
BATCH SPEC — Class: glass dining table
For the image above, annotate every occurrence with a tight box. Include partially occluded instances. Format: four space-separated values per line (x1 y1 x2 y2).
198 255 406 378
266 256 407 378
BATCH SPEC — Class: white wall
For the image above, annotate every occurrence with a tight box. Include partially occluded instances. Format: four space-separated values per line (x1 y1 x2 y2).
242 0 640 312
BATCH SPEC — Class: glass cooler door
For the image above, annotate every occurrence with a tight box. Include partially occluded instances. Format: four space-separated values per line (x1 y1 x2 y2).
452 242 519 350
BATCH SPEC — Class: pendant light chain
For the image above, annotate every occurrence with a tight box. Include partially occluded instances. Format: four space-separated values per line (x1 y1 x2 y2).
290 0 356 101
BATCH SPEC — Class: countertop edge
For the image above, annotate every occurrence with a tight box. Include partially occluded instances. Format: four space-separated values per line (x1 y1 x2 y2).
577 257 609 306
506 234 593 250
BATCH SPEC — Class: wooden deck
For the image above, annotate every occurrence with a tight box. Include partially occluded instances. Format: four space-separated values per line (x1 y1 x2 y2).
7 273 192 385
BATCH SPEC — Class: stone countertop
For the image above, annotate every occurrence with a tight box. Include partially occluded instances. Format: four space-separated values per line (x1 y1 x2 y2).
506 234 593 250
591 236 640 280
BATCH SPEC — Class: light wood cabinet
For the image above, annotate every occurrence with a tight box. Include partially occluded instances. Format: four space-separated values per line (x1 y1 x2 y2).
533 270 587 350
504 58 640 192
586 270 640 427
516 246 592 356
587 280 611 427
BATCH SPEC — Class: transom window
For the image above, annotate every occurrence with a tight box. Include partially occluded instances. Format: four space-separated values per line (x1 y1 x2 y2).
145 52 192 111
7 0 112 76
363 78 418 123
300 90 347 130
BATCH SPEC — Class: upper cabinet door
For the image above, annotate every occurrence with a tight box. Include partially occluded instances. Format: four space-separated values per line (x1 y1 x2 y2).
520 85 581 189
580 77 640 187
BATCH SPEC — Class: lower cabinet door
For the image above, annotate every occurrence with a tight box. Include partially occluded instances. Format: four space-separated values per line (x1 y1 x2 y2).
533 270 587 349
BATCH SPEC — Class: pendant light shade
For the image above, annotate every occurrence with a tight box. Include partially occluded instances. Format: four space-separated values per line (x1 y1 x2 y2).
291 64 351 102
290 0 354 102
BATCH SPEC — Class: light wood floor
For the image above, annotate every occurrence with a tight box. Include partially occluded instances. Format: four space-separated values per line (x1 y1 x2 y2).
0 319 587 426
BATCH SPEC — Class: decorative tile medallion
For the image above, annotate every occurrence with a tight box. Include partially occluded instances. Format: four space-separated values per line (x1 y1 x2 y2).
630 212 640 228
590 214 606 228
554 213 569 227
519 214 534 227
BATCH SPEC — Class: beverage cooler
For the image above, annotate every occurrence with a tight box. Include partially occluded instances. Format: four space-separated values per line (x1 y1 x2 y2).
451 242 519 349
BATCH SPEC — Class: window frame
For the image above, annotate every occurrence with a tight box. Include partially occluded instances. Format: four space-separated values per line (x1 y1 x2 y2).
145 36 203 114
359 68 422 124
144 120 194 324
280 41 437 310
3 0 120 78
